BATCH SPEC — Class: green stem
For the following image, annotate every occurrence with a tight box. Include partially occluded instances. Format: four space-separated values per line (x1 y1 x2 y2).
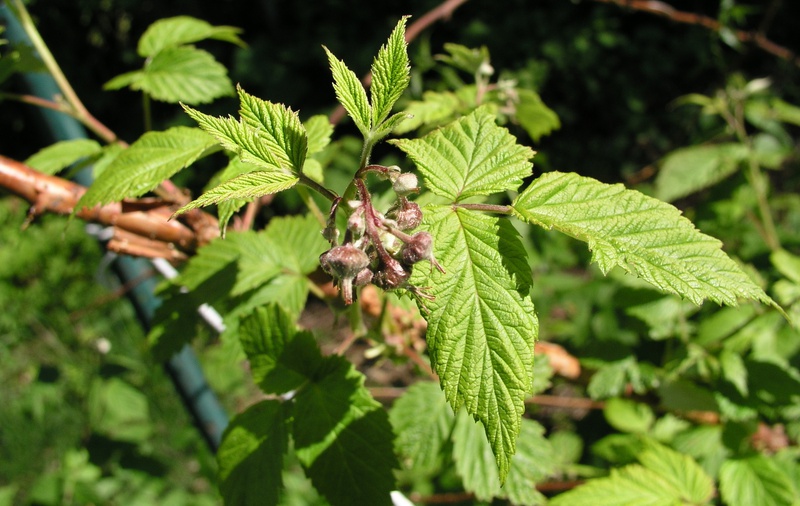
297 172 338 202
296 185 327 227
454 202 514 214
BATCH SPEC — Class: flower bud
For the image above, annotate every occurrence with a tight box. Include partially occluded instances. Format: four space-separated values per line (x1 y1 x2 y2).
392 172 419 196
400 232 444 273
392 200 422 231
320 244 370 278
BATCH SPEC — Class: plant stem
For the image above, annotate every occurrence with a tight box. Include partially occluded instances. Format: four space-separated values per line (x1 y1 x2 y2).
297 172 338 202
11 0 119 144
296 185 327 227
454 202 513 214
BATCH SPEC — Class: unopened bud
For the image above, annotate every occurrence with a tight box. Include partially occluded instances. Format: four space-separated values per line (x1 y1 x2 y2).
392 173 419 196
400 232 444 273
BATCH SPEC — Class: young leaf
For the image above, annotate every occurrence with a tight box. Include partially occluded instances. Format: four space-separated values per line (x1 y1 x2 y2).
390 381 455 476
137 16 245 57
173 170 299 216
24 139 102 175
411 205 538 481
217 400 290 506
293 355 398 506
237 86 307 172
105 46 233 104
76 126 218 210
370 17 410 128
513 171 775 307
304 114 334 155
603 398 655 434
393 90 460 134
391 107 534 202
239 305 324 394
515 88 561 143
654 143 748 202
324 47 371 136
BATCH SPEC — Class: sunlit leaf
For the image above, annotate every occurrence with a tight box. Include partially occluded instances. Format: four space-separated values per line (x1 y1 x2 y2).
137 16 245 57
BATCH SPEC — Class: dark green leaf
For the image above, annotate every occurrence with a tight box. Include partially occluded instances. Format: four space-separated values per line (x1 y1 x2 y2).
24 139 102 176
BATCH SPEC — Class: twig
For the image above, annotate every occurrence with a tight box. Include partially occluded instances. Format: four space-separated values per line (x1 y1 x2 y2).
329 0 470 125
590 0 800 67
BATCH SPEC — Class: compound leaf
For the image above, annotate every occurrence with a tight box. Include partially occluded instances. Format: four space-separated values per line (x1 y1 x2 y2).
513 171 774 307
324 47 371 136
25 139 102 175
137 16 245 57
370 17 410 127
293 355 397 506
173 170 298 216
391 107 534 202
106 46 233 104
239 305 324 395
237 86 307 172
411 205 538 482
77 126 217 210
217 400 289 506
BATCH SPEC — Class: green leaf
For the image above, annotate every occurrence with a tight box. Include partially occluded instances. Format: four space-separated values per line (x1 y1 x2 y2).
411 205 538 481
88 378 152 443
304 114 334 155
106 46 233 104
146 284 204 361
210 157 260 236
551 443 714 506
137 16 245 57
390 381 455 476
719 455 797 506
183 105 287 172
217 400 289 506
24 139 102 175
771 249 800 284
370 17 410 127
603 398 655 434
501 419 554 506
654 143 748 202
452 409 501 501
324 47 371 136
393 90 460 134
513 171 774 307
239 305 323 394
515 88 561 142
391 107 534 202
76 126 217 210
293 356 397 506
438 43 491 75
173 170 299 216
237 86 308 172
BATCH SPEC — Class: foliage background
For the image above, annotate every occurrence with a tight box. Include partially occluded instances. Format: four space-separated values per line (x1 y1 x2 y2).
2 0 800 504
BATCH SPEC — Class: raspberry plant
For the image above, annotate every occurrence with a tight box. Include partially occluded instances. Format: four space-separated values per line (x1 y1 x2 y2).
3 6 795 506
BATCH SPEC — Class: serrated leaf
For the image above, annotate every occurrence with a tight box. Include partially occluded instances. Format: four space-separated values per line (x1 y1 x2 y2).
107 46 233 104
550 465 688 506
76 126 217 210
217 400 289 506
370 17 410 127
501 419 554 506
237 86 307 171
210 156 260 236
719 455 797 506
393 90 460 134
183 105 287 172
390 381 454 476
293 356 397 506
239 305 324 394
452 409 501 501
304 114 334 155
137 16 245 57
638 442 715 505
513 171 774 307
515 88 561 142
411 205 538 481
173 170 299 216
654 143 748 202
325 47 371 136
25 139 102 175
391 107 534 202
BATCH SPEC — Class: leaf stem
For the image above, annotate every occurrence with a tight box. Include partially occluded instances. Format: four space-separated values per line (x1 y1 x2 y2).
297 172 338 202
295 185 327 227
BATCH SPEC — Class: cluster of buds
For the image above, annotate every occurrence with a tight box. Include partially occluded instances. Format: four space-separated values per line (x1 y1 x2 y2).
319 166 444 305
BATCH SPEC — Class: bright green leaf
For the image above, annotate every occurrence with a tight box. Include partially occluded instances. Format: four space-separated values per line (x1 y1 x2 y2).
719 455 797 506
24 139 102 175
438 43 491 75
304 114 334 155
239 305 324 394
324 47 371 136
513 171 775 307
173 170 299 216
106 46 233 104
771 249 800 285
654 143 748 202
390 381 454 476
217 400 289 506
210 156 260 236
392 107 534 202
411 205 538 481
501 419 554 506
452 409 501 501
293 356 397 506
638 442 715 505
370 17 410 127
515 88 560 142
76 126 217 210
603 398 655 434
393 90 460 134
237 86 307 171
137 16 245 57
